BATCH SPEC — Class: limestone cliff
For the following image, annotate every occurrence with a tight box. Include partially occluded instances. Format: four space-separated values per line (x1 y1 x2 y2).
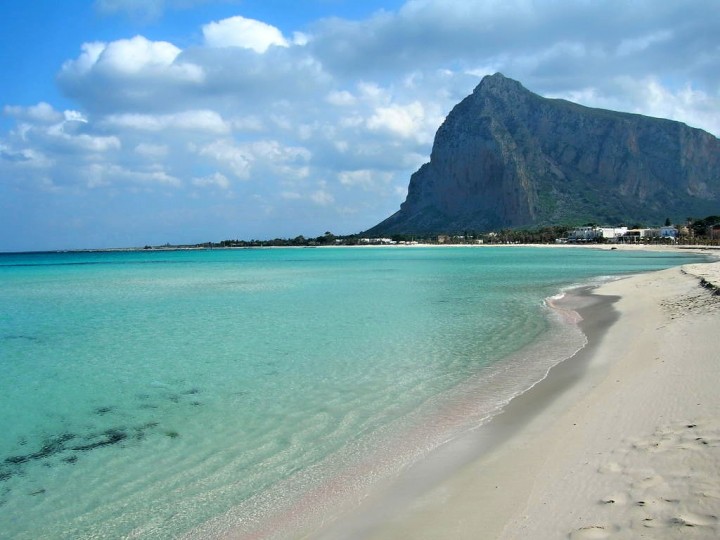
366 73 720 235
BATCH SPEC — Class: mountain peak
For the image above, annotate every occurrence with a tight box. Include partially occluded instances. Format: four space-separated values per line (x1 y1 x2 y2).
365 77 720 236
474 72 524 94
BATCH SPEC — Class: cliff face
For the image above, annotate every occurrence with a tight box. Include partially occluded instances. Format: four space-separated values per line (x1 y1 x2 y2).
366 73 720 235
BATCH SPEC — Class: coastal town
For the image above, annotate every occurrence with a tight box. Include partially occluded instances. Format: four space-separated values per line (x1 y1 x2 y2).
178 215 719 249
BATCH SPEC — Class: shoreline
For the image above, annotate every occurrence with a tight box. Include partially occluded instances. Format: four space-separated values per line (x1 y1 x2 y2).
312 259 720 539
4 242 718 256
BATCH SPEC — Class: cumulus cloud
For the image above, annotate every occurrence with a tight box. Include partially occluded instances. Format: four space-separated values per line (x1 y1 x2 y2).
104 110 229 133
11 115 122 155
84 162 181 188
194 139 254 179
58 36 204 113
46 126 121 153
61 36 192 76
202 16 289 52
4 102 64 124
367 101 426 139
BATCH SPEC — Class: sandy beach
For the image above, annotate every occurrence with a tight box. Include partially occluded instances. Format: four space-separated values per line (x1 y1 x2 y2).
317 249 720 539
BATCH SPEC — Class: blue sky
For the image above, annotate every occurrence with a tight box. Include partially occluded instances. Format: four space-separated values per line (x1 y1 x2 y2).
1 0 719 251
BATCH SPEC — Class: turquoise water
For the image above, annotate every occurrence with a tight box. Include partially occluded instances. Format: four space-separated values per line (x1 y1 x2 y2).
0 247 708 538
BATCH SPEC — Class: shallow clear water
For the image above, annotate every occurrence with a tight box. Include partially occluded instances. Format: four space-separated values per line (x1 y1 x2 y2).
0 247 708 538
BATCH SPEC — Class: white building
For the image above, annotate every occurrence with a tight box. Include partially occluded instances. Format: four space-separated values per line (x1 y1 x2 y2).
597 226 628 241
568 226 600 242
568 226 627 242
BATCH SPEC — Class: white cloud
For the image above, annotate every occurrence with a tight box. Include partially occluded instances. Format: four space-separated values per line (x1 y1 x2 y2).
0 145 52 168
195 139 253 179
367 101 426 138
43 123 122 152
551 76 720 135
4 102 63 123
105 110 229 133
326 90 357 106
63 42 106 75
101 35 181 74
292 32 310 46
192 172 231 189
64 110 88 123
231 116 265 132
311 189 335 206
339 169 391 189
134 143 169 157
58 36 204 112
85 162 181 188
62 36 197 77
249 139 311 163
357 82 387 102
202 16 289 53
631 78 720 134
617 30 674 56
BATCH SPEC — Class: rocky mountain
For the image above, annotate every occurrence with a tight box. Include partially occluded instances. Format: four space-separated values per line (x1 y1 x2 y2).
365 73 720 236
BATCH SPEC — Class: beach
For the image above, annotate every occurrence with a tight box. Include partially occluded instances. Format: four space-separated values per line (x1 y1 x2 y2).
318 251 720 539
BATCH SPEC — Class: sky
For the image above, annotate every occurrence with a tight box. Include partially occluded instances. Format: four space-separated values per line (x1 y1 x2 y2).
1 0 719 251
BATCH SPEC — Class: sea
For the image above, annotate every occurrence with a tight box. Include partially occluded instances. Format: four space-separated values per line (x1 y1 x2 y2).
0 246 709 539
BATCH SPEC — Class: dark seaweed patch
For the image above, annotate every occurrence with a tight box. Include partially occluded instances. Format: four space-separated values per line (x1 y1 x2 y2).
139 403 159 409
29 488 46 496
182 388 200 395
4 433 76 465
1 416 177 485
71 429 127 451
3 335 39 342
93 406 114 416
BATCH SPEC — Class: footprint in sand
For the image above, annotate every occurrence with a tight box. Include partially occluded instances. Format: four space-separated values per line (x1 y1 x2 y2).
599 492 629 506
697 489 720 500
631 474 665 490
640 516 665 529
569 525 610 539
673 512 719 528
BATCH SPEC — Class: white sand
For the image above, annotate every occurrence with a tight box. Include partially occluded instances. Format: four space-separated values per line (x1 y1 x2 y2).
355 259 720 539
